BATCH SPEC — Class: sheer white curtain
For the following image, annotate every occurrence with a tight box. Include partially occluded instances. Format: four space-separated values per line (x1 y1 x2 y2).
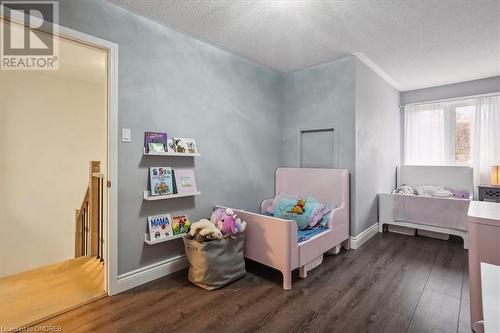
471 96 500 192
404 103 452 165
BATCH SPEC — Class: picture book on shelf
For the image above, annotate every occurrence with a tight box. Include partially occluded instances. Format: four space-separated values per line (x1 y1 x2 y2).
174 169 197 194
172 215 191 235
167 138 175 152
144 132 168 153
148 142 165 153
148 214 173 240
174 138 198 154
149 167 174 196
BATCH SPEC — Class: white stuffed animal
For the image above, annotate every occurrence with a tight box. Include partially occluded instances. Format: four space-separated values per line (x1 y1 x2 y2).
393 185 417 195
188 219 223 241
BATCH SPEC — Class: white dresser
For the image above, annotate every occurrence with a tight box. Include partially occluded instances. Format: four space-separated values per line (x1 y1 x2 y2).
480 263 500 333
468 201 500 333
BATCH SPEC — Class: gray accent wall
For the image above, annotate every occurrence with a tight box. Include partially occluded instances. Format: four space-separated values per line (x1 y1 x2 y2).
57 0 283 274
282 57 356 232
37 1 402 276
354 58 400 236
400 76 500 105
281 56 400 237
282 57 356 171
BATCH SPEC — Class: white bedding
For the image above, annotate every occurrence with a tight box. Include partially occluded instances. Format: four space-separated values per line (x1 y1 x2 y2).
414 185 453 197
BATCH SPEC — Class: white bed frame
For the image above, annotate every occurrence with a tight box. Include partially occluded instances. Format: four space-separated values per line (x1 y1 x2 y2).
378 165 473 249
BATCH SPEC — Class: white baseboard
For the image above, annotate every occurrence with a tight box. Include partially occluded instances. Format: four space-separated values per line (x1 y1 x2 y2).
350 223 378 249
114 254 188 294
112 223 377 293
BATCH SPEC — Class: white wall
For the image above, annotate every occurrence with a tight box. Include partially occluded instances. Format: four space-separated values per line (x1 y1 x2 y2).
0 35 107 277
354 58 400 235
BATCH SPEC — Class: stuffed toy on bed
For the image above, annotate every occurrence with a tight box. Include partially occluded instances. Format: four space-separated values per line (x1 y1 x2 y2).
393 185 417 195
211 208 247 236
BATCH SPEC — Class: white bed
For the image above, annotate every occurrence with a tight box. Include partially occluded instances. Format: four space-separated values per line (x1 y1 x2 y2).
378 165 473 249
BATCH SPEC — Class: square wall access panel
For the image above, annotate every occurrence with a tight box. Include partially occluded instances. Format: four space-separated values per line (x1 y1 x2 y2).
299 128 337 168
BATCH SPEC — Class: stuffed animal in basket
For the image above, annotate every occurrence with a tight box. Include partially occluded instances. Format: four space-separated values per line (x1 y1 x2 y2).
211 208 247 236
188 219 222 242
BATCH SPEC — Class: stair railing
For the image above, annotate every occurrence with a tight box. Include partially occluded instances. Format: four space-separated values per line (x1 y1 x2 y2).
75 161 104 262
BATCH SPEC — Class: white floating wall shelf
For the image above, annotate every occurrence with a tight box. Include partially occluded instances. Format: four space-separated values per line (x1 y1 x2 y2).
143 190 201 201
144 233 186 245
143 148 201 157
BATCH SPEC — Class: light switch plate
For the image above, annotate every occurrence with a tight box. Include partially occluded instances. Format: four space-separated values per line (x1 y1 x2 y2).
122 128 131 142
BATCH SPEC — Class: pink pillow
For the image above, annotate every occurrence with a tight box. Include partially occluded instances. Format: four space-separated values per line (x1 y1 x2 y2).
306 199 331 227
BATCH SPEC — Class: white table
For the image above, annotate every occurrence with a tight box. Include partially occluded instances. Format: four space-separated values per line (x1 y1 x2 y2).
481 262 500 333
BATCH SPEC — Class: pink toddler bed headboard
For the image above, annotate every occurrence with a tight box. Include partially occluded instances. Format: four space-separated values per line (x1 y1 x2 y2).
275 168 349 209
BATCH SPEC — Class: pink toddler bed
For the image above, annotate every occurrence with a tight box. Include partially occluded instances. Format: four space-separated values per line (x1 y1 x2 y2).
219 168 350 290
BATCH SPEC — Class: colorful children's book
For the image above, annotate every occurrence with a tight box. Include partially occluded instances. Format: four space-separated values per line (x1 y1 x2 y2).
174 169 197 194
148 214 173 240
149 167 174 196
144 132 168 153
172 215 191 235
148 142 165 153
173 138 198 154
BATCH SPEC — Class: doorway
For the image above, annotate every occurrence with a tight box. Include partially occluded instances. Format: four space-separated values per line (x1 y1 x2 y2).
0 17 112 329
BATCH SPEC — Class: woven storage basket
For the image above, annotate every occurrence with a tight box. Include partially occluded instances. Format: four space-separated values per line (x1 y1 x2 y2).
183 233 245 290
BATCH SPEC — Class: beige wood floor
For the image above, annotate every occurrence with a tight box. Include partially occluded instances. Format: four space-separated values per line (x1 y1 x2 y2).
0 256 105 329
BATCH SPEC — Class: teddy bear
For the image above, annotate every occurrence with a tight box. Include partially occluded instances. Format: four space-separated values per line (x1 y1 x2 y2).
290 198 305 214
210 208 247 236
188 219 222 242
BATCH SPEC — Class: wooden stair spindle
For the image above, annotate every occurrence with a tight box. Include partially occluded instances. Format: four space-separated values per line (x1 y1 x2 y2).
89 161 100 257
74 209 82 257
74 161 104 262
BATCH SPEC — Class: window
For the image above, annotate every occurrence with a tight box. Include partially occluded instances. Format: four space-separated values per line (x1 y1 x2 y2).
404 95 500 191
454 105 474 165
404 99 475 166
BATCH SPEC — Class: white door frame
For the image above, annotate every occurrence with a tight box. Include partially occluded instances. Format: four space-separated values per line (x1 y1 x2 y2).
54 25 120 295
1 13 121 295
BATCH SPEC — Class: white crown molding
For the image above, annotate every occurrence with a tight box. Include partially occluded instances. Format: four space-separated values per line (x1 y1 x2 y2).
353 52 400 91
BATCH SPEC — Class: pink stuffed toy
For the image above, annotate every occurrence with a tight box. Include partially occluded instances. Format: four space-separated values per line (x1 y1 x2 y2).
210 208 246 236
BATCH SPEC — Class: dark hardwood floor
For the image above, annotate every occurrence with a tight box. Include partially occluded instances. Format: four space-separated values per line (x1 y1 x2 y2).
38 232 470 333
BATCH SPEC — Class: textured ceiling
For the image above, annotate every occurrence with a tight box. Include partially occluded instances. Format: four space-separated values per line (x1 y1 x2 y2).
108 0 500 91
